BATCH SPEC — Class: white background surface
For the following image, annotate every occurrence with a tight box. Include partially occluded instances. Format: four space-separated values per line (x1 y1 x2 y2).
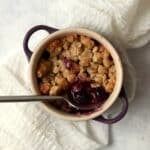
0 0 150 150
104 44 150 150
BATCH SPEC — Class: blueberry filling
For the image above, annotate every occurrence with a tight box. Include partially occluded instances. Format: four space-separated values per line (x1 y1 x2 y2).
69 81 91 105
90 87 109 104
69 81 109 107
63 57 73 69
42 50 50 60
37 34 116 114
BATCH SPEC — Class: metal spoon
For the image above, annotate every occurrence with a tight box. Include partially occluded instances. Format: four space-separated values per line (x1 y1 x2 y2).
0 96 99 110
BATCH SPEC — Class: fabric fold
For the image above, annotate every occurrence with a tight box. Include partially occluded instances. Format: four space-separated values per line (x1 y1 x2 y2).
0 51 108 150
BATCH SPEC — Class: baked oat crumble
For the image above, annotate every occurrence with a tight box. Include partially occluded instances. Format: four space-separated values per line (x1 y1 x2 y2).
36 34 116 113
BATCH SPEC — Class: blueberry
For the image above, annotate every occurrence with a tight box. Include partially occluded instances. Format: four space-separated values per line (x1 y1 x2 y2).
63 57 73 69
42 50 50 60
70 81 91 105
71 82 83 93
69 81 109 107
73 91 87 104
95 87 109 101
37 78 42 83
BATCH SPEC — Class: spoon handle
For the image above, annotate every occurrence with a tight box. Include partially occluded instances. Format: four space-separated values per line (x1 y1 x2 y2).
0 96 63 102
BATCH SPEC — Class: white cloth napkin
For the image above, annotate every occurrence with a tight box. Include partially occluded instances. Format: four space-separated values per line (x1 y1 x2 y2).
0 51 109 150
0 0 149 149
48 0 150 49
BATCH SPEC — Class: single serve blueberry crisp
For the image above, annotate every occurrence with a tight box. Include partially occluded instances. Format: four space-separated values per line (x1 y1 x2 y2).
36 34 116 114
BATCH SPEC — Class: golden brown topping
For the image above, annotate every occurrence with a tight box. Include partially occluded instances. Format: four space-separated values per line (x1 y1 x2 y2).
94 74 103 85
78 70 89 81
103 48 110 58
91 83 100 88
48 40 61 51
79 49 92 67
80 35 94 49
90 62 99 73
66 73 76 83
108 65 116 78
49 85 61 96
98 65 107 75
62 69 76 83
93 52 103 63
69 41 83 61
99 45 105 52
66 34 74 42
66 34 78 42
104 80 115 93
36 33 116 112
103 57 113 68
92 46 99 53
37 60 50 78
55 74 68 90
63 41 70 50
41 76 51 83
39 83 51 94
